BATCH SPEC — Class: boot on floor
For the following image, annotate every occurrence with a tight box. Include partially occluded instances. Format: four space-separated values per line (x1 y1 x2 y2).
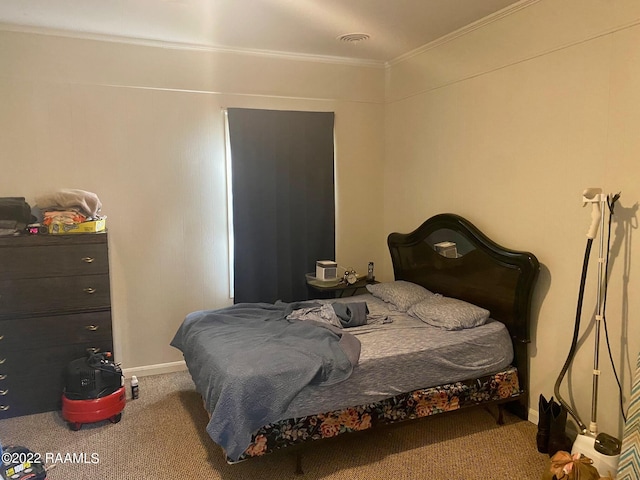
536 394 554 453
547 400 573 457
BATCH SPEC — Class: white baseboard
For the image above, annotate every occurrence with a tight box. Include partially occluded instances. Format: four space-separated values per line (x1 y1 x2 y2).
122 360 187 378
529 407 538 425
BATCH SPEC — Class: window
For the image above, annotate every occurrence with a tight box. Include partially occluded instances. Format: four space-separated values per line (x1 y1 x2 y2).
225 108 335 303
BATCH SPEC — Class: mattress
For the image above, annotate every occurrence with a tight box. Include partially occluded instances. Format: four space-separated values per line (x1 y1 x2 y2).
278 293 514 421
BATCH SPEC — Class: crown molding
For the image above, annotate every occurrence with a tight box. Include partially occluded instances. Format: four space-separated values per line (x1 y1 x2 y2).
0 0 540 71
386 0 541 67
0 22 386 69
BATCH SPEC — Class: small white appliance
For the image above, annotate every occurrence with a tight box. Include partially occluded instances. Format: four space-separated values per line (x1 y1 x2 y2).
434 241 458 258
315 260 337 281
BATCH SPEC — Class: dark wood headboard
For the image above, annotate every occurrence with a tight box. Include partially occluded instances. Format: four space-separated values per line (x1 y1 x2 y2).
387 213 539 417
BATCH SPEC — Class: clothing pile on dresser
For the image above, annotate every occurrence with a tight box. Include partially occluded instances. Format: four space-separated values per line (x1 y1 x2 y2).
0 197 34 236
35 189 103 227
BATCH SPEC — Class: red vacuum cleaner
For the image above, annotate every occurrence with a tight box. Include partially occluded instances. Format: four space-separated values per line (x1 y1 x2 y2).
61 350 125 431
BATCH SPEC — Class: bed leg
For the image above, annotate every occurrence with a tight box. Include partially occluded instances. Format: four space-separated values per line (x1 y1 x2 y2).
294 452 304 475
497 404 505 425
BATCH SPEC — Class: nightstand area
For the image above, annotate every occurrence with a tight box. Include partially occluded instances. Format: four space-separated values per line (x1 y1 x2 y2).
306 276 378 298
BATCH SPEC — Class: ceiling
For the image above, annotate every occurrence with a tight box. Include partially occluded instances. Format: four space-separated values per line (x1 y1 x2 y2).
0 0 523 64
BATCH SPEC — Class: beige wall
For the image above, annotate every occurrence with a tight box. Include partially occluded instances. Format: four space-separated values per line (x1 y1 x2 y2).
385 0 640 437
0 30 387 372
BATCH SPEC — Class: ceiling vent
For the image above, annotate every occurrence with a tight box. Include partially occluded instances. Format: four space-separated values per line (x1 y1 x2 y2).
337 33 370 44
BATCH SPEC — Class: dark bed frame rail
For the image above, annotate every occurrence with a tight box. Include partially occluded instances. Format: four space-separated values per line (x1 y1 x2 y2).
387 213 540 418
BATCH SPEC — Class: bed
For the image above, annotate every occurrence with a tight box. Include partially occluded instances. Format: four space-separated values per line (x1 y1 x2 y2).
171 213 540 468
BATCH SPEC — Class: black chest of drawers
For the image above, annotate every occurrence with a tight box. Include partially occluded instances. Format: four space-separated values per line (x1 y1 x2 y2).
0 233 113 418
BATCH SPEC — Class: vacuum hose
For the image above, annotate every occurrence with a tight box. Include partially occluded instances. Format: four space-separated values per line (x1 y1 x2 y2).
553 237 592 434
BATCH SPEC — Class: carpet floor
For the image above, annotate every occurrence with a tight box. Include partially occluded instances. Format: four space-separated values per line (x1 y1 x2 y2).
0 371 550 479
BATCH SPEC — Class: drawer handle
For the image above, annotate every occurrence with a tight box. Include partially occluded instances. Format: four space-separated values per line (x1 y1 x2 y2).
0 405 9 411
0 359 5 365
83 287 97 294
85 325 99 331
0 389 7 395
82 257 95 263
0 375 6 381
0 335 3 341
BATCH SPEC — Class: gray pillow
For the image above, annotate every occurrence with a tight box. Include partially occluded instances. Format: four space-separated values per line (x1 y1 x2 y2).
408 294 490 330
366 280 434 312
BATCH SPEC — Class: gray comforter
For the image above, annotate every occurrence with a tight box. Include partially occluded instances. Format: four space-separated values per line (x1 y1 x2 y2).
170 301 361 461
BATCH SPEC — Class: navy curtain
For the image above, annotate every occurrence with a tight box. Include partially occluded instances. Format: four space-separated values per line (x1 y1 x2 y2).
227 108 335 303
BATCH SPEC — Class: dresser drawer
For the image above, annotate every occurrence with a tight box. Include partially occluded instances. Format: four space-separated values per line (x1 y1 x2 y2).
0 311 112 350
0 243 109 280
0 274 110 316
0 342 113 379
0 342 115 418
0 370 66 418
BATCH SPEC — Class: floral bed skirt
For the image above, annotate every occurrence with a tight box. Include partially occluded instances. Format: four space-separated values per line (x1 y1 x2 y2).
231 366 521 462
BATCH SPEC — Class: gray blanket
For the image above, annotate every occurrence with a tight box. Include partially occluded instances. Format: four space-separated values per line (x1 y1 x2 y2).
170 301 361 461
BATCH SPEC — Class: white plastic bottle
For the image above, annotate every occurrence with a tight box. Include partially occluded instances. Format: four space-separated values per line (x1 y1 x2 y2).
131 375 139 399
